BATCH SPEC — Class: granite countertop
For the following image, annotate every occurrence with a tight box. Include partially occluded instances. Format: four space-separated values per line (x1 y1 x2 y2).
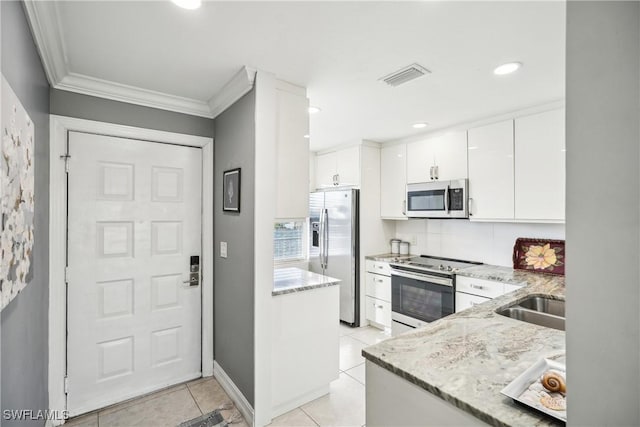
365 253 415 262
362 266 566 426
456 264 538 286
272 267 340 296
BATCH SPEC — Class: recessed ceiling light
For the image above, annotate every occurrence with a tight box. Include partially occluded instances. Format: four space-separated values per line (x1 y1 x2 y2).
412 123 428 129
494 62 522 75
308 106 321 114
171 0 201 10
303 134 310 139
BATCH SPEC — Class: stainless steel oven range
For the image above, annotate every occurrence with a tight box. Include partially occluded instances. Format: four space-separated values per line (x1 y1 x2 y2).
390 255 482 336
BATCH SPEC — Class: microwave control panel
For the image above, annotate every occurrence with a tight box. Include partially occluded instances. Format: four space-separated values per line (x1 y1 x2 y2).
450 188 464 211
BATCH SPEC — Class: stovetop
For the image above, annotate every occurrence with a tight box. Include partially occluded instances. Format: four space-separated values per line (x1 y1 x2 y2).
391 255 482 275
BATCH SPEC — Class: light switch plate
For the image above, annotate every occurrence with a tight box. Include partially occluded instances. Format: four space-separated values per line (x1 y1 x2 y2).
220 241 228 258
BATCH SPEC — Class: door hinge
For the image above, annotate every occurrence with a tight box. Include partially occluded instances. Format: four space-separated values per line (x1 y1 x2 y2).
64 376 69 394
64 266 70 283
60 154 71 173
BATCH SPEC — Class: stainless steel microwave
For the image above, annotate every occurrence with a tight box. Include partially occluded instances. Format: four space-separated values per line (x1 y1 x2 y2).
406 179 468 218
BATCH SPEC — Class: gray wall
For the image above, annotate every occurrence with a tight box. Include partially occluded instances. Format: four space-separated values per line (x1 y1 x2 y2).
214 90 255 405
1 1 51 424
566 2 639 425
50 89 214 138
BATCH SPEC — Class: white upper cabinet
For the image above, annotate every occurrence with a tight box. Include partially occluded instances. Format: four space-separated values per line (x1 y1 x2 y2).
314 145 361 188
467 120 515 220
514 109 565 221
380 143 407 219
336 145 361 186
275 83 309 219
406 131 467 183
315 151 337 188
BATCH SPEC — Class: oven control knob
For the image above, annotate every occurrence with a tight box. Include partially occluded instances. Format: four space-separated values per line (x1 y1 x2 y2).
439 264 445 270
447 266 453 272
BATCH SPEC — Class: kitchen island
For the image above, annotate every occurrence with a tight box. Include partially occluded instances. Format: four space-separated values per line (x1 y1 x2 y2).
363 266 565 426
271 267 341 417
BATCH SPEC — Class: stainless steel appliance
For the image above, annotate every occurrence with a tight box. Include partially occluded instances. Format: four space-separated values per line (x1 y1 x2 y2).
390 255 481 335
309 189 359 326
406 179 468 218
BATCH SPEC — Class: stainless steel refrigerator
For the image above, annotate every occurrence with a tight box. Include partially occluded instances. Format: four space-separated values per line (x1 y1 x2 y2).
309 189 359 326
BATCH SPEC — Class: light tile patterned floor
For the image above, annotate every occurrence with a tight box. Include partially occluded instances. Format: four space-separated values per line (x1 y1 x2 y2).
65 377 248 427
65 324 389 427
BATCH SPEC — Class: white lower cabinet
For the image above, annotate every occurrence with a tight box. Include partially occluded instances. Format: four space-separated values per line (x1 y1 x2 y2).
365 296 391 328
365 260 392 328
365 272 391 301
455 292 491 312
455 275 523 313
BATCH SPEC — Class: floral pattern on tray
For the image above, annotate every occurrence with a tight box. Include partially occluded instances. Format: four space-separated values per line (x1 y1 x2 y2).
513 238 565 276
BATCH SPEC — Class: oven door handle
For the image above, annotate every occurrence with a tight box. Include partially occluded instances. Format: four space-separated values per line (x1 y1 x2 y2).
391 269 453 287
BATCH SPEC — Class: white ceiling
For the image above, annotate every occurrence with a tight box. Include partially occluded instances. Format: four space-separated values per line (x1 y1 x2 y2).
31 1 565 151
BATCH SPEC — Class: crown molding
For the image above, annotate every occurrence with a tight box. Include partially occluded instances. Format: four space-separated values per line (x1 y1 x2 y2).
23 0 69 85
57 73 213 118
24 1 257 119
208 66 257 118
23 0 218 118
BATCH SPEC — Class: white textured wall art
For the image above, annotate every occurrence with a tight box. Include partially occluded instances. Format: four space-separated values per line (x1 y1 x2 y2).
0 76 35 310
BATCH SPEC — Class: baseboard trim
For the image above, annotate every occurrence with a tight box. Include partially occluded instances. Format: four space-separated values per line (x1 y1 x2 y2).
213 361 254 426
271 384 329 419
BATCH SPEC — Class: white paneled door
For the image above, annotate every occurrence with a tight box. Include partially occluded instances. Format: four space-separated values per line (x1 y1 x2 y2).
66 132 202 415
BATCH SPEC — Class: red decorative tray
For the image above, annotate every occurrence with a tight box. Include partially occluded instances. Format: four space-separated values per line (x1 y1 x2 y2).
513 238 565 276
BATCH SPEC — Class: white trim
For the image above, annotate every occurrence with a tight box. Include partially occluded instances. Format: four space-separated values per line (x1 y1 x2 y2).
208 66 257 118
23 1 215 118
213 361 255 427
23 0 68 86
201 140 215 377
275 79 306 97
57 73 213 118
48 115 214 419
253 70 277 427
383 99 566 146
271 385 328 419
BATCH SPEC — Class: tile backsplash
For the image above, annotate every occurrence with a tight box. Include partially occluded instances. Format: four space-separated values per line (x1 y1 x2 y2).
394 219 565 267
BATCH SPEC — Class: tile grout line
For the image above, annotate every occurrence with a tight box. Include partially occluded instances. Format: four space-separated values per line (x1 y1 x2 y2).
185 382 205 415
299 406 321 427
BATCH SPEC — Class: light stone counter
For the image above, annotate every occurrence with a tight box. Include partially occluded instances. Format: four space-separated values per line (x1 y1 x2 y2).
365 253 415 262
363 267 565 426
272 267 340 296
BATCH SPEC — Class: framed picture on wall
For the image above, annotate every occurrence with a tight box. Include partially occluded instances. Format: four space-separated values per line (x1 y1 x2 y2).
223 168 241 212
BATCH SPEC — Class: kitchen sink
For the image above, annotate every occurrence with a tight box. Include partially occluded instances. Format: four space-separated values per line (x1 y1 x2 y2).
518 296 565 317
496 296 565 331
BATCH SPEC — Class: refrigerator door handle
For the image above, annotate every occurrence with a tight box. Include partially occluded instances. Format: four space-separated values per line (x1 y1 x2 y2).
319 209 326 269
323 209 329 268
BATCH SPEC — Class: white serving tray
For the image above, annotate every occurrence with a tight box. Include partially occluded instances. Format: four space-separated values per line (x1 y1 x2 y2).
501 358 567 422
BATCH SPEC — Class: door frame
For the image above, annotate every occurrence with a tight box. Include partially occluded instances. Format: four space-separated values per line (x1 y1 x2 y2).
48 115 214 422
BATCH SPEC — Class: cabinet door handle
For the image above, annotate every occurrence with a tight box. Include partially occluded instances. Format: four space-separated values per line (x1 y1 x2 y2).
434 165 439 180
429 166 434 180
470 284 485 290
402 200 406 215
468 198 473 217
376 278 384 283
376 305 384 309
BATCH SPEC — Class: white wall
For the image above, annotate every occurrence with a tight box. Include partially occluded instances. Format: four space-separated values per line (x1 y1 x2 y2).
394 219 564 266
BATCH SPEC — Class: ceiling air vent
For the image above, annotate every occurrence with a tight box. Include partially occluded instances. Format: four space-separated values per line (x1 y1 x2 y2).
380 63 431 87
